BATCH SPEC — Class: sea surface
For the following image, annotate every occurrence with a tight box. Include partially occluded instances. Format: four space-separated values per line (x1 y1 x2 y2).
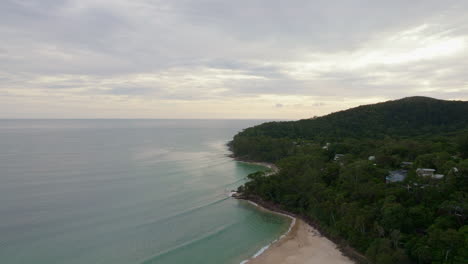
0 119 290 264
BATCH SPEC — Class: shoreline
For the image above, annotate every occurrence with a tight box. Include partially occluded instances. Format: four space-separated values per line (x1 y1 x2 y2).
235 197 354 264
247 218 354 264
228 154 279 175
239 200 296 264
230 155 367 264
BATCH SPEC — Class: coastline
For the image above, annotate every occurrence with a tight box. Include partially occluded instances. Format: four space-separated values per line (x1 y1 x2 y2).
231 155 367 264
235 197 354 264
239 200 296 264
247 218 354 264
228 154 279 175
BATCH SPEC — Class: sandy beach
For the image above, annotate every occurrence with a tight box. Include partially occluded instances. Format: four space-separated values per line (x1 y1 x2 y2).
246 218 354 264
235 159 279 175
233 160 354 264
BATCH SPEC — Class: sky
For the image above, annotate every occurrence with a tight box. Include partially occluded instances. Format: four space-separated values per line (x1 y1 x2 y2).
1 0 468 119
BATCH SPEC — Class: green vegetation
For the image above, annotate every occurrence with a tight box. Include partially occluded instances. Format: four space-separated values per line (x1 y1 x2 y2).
231 97 468 264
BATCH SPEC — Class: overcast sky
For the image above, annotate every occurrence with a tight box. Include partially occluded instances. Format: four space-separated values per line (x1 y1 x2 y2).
1 0 468 119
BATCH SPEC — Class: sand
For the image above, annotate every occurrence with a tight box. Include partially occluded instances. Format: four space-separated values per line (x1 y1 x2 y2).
237 160 279 175
246 219 354 264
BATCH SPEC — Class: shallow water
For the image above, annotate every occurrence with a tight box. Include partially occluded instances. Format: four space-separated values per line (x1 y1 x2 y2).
0 119 290 264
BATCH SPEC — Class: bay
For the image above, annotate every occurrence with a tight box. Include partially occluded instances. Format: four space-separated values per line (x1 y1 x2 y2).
0 119 290 264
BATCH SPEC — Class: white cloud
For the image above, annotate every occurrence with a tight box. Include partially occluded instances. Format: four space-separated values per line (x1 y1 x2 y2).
1 0 468 118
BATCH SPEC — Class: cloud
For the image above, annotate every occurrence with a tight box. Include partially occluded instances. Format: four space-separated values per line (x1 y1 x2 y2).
1 0 468 118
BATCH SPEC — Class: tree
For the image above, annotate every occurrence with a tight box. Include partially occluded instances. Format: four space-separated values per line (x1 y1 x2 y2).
380 199 406 232
457 133 468 158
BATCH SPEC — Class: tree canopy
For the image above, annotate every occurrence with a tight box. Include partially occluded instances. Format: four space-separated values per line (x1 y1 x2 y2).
231 97 468 264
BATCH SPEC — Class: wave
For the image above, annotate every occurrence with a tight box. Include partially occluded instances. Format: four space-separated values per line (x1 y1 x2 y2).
139 222 235 264
136 196 229 228
223 177 247 190
239 201 296 264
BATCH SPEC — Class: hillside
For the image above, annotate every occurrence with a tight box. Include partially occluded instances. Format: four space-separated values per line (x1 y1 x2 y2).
231 96 468 264
237 97 468 140
231 97 468 162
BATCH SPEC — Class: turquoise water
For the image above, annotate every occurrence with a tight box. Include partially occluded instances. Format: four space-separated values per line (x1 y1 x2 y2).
0 120 290 264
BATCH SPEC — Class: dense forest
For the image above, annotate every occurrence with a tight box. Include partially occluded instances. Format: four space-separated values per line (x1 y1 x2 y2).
230 97 468 264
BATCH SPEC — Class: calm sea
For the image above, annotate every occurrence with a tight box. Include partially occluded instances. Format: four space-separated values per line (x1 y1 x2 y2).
0 119 290 264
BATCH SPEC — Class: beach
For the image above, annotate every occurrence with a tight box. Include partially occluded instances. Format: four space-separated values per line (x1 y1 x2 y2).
230 157 280 175
246 218 354 264
233 160 355 264
238 200 354 264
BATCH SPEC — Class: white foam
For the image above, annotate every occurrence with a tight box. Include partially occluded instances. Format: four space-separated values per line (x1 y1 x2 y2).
239 203 296 264
253 244 271 258
247 201 259 207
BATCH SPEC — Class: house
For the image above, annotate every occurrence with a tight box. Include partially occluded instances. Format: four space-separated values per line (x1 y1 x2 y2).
416 168 436 177
368 155 376 161
386 170 407 183
334 154 344 161
416 168 445 179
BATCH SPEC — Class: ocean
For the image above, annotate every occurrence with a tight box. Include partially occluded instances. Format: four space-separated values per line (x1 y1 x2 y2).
0 119 290 264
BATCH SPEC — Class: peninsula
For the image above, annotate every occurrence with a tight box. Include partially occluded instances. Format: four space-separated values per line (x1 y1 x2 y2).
231 97 468 264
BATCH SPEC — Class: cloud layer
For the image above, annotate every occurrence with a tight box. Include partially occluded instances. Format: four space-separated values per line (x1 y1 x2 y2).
1 0 468 118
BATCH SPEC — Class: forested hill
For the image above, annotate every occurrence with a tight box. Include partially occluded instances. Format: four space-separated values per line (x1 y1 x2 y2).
231 96 468 264
236 96 468 140
231 97 468 162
